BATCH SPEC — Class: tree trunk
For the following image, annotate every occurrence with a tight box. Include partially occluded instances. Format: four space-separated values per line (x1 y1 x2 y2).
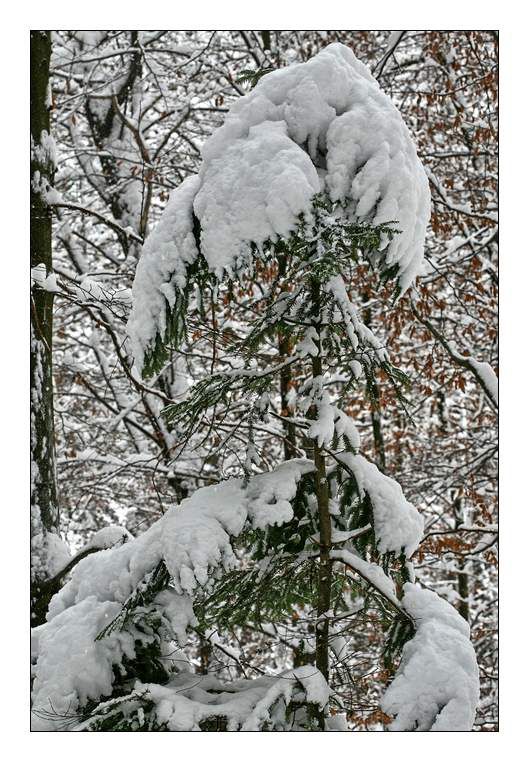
261 30 271 51
31 30 59 613
279 334 298 460
309 277 332 730
278 254 297 460
362 293 386 470
454 494 470 622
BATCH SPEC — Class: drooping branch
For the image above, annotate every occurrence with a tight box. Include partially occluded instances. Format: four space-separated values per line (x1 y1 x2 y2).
410 300 498 410
50 201 144 244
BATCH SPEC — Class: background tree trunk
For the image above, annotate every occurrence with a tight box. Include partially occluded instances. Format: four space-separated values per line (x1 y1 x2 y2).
31 30 59 615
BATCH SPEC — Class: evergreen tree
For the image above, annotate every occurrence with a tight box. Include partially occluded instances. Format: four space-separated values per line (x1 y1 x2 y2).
159 196 418 729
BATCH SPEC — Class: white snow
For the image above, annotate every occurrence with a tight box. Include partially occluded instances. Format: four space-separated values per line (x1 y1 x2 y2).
308 395 335 447
87 525 132 551
337 453 423 557
200 42 429 288
350 359 362 379
31 264 59 293
75 665 328 732
332 407 361 452
296 326 320 358
447 340 498 405
331 548 399 606
194 120 320 277
381 583 480 731
127 175 200 371
246 459 315 529
467 357 498 405
45 532 72 577
325 274 388 361
31 130 58 170
239 664 327 731
31 597 137 730
325 713 348 731
32 171 63 205
307 393 360 452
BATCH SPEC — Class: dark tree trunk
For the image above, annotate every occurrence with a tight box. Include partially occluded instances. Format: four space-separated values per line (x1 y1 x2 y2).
362 293 386 471
454 494 470 622
277 254 297 460
31 30 59 617
309 277 332 730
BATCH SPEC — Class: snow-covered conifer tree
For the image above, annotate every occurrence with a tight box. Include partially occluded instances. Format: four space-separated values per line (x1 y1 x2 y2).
32 43 479 732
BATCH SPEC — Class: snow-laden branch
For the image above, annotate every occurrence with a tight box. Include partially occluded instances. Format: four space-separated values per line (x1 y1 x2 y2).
50 201 144 244
373 31 407 78
127 42 430 375
330 549 408 620
31 460 316 729
410 301 498 409
381 583 480 731
73 666 328 732
335 453 423 558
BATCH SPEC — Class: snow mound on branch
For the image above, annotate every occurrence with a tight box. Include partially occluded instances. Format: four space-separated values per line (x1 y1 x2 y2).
44 532 71 577
308 396 361 451
337 453 423 557
75 666 328 732
194 120 320 278
468 357 498 405
31 598 136 730
32 461 316 729
127 175 200 372
127 43 429 373
381 583 480 731
325 274 388 361
201 43 429 289
87 525 132 550
247 459 316 529
46 461 313 616
331 548 398 606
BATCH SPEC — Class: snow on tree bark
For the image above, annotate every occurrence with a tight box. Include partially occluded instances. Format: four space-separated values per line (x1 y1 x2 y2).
31 31 69 619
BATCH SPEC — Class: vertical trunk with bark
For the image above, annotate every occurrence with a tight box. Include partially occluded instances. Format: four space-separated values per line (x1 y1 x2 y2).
31 31 59 607
309 276 332 730
279 334 297 460
82 31 143 259
278 254 297 460
454 494 470 622
362 293 386 471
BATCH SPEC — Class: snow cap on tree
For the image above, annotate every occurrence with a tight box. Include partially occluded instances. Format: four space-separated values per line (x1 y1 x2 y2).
127 42 430 376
